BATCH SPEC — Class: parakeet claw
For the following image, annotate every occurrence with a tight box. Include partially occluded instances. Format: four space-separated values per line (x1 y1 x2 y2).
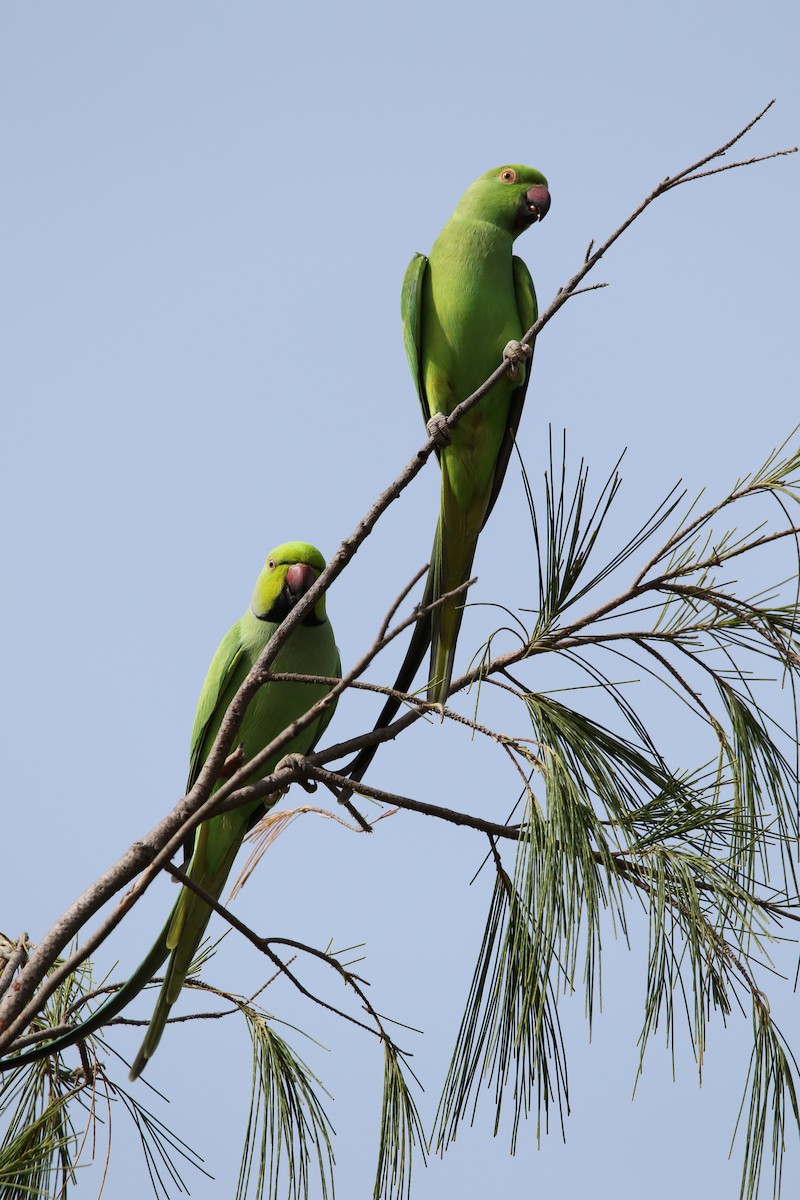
277 752 317 792
426 412 453 447
503 339 532 384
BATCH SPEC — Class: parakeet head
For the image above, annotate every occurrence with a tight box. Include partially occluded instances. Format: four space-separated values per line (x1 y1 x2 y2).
455 164 551 236
250 541 329 625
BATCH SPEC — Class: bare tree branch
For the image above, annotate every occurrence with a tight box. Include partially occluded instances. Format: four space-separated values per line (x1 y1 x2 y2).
1 101 795 1062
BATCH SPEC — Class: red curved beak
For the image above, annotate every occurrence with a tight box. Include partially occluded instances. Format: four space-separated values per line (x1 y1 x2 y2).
525 184 551 221
285 562 317 601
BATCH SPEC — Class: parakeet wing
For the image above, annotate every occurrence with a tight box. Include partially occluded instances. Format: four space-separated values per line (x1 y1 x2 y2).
401 253 433 444
186 624 248 791
482 256 538 529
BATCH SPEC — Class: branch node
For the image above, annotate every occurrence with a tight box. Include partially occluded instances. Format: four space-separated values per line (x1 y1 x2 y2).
221 744 246 778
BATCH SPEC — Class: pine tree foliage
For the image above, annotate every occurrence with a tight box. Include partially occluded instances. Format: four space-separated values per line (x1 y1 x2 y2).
434 435 800 1200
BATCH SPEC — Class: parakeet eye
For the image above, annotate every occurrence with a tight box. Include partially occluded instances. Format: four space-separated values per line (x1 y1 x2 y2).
499 168 518 184
267 558 276 571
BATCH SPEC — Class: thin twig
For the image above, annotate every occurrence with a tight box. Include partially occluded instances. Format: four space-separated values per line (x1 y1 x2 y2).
158 862 399 1046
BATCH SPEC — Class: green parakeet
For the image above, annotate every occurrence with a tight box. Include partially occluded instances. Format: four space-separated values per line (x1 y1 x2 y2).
1 542 340 1079
347 164 549 786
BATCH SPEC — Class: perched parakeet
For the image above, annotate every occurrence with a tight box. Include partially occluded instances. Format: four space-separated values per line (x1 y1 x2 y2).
346 164 549 786
1 542 340 1079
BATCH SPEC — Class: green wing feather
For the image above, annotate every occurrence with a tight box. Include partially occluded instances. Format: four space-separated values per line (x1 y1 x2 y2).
482 256 538 527
401 252 431 433
186 625 248 791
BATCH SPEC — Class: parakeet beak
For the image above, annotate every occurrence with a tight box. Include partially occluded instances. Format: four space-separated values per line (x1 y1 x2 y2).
251 559 322 623
284 562 318 603
524 184 551 222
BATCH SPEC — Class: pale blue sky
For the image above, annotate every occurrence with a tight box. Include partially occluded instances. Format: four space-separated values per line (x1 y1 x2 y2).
1 2 798 1197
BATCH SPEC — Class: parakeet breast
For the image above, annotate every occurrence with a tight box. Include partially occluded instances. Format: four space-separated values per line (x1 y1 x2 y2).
235 614 339 779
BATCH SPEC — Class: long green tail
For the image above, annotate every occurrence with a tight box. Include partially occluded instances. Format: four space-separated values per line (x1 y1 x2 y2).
343 506 482 795
0 925 172 1074
428 511 478 705
128 822 246 1079
342 556 435 795
343 513 474 791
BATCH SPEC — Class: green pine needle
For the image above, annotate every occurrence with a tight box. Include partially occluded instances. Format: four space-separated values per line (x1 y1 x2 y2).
372 1042 426 1200
237 1010 335 1200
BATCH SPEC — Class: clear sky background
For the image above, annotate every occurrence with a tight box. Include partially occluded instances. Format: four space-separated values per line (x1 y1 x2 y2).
1 2 798 1197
